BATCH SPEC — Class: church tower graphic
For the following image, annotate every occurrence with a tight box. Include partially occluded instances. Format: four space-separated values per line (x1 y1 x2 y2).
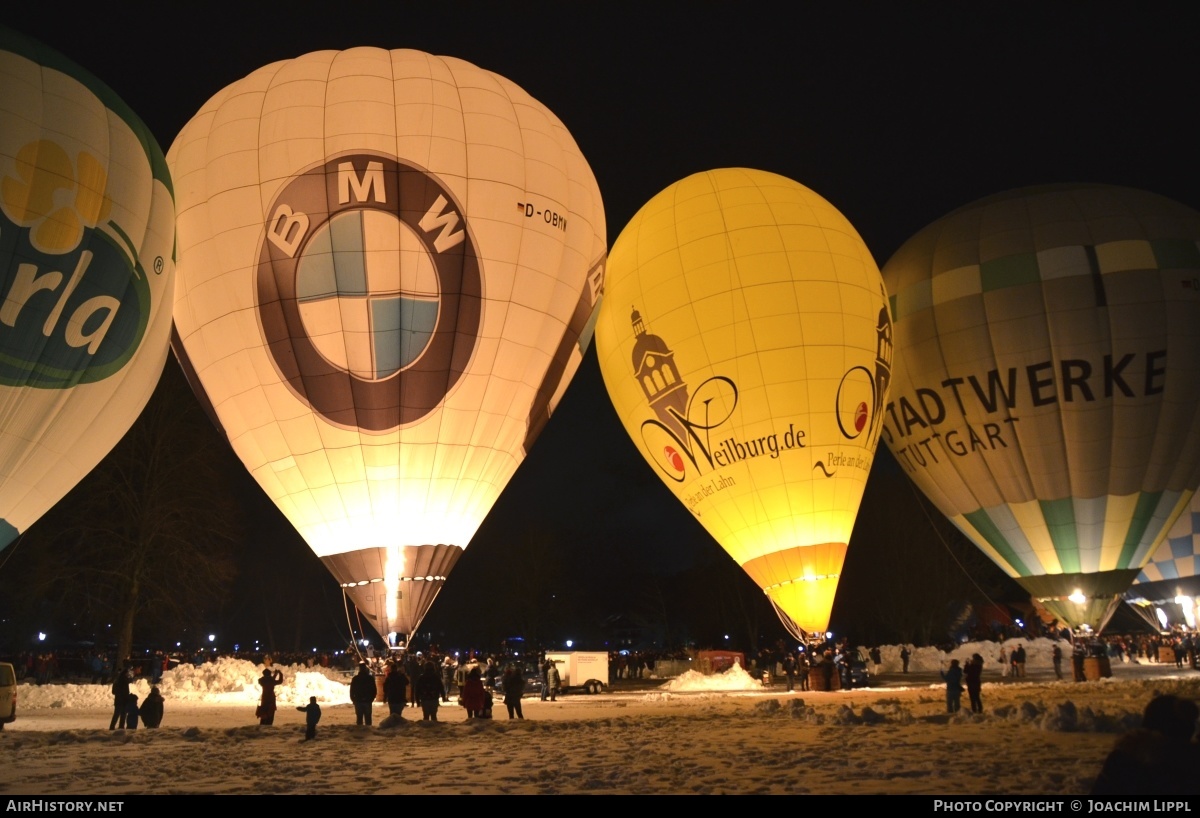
629 307 690 446
870 289 893 445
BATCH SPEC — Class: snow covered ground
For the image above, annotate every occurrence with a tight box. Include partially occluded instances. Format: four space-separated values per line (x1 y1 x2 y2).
3 638 1197 795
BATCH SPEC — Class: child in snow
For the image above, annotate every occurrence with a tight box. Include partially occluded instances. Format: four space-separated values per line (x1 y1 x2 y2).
297 696 321 741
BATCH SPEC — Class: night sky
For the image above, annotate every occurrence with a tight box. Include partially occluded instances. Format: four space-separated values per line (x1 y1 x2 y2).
6 5 1198 651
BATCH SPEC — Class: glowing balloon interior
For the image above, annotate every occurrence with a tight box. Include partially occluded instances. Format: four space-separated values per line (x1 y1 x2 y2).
168 48 605 640
596 168 892 637
881 184 1200 632
0 28 175 549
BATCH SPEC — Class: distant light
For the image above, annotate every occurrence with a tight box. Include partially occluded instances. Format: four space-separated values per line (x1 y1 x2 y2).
208 634 216 643
1068 589 1087 605
1015 618 1024 628
37 632 46 642
825 632 833 640
176 642 181 648
565 640 573 648
723 635 730 641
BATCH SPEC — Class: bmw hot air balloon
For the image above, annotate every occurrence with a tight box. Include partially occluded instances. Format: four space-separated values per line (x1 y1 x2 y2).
0 28 175 550
168 48 605 643
596 168 892 639
881 184 1200 633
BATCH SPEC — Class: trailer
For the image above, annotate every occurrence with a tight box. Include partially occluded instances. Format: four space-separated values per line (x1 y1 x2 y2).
544 651 609 694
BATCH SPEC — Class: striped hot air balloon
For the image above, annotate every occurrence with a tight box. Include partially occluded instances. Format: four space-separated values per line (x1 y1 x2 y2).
881 184 1200 632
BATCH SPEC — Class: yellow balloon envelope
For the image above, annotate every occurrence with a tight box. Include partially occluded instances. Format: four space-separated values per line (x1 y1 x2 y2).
596 169 892 637
168 48 605 640
881 184 1200 632
0 29 175 549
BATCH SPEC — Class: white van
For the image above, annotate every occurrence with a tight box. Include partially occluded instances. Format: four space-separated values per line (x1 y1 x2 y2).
0 662 15 729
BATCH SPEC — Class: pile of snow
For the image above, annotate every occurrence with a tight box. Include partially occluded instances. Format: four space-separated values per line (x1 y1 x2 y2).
658 660 762 693
19 657 351 709
871 636 1132 674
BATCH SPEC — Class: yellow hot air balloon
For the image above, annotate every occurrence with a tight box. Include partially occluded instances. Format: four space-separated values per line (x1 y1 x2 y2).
0 28 175 549
168 48 605 642
596 168 892 638
881 184 1200 633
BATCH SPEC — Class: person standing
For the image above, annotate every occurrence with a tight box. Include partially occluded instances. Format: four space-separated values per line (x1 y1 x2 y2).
383 660 409 719
796 649 810 691
296 696 321 741
349 662 377 726
941 659 964 713
1052 643 1063 680
124 693 140 729
964 654 984 713
999 644 1010 677
416 660 444 721
405 651 422 707
440 655 456 703
108 662 132 730
257 667 284 725
461 665 487 718
90 652 105 684
900 646 911 673
501 664 526 719
545 659 560 702
1014 643 1027 677
782 652 797 692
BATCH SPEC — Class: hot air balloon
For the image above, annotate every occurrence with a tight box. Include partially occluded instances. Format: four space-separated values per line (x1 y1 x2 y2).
881 184 1200 633
596 168 892 639
168 48 605 643
1127 493 1200 630
0 28 175 550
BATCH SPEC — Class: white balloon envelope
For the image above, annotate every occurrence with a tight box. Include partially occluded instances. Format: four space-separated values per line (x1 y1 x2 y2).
168 48 605 639
0 28 175 550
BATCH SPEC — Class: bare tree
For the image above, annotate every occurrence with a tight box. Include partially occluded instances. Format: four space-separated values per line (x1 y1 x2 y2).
2 360 243 663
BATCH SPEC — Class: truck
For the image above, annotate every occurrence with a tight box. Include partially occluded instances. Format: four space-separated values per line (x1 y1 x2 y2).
544 651 609 694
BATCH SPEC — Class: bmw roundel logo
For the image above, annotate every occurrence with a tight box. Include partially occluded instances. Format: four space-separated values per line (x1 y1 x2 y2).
255 153 482 432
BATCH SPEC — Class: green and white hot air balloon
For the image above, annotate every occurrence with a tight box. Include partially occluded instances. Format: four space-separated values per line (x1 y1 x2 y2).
881 184 1200 633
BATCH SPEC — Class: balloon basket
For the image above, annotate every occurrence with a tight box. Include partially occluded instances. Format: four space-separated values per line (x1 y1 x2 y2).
1082 656 1111 681
807 664 841 692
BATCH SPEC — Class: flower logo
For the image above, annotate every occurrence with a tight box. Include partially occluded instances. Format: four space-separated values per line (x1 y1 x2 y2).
1 139 111 254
